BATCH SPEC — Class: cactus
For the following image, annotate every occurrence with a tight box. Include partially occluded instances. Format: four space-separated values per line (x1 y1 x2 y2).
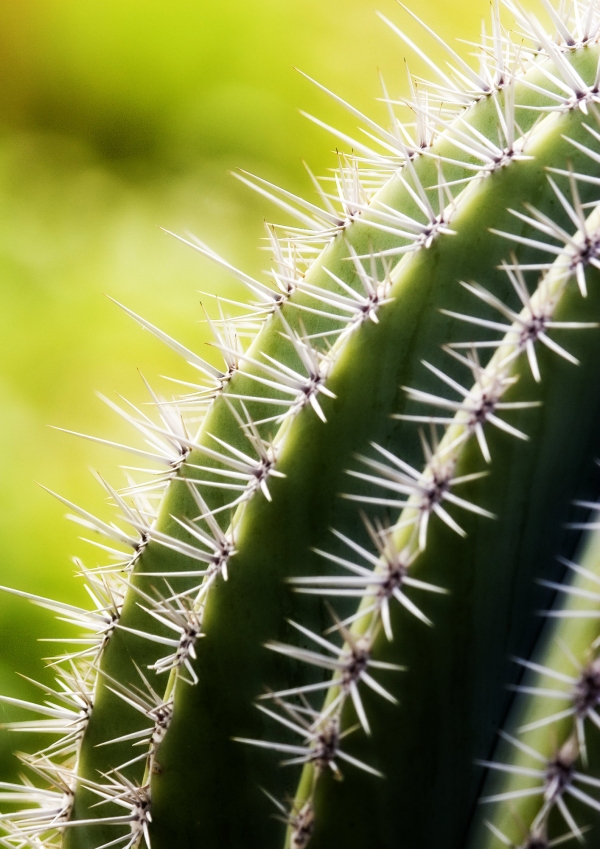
8 1 600 848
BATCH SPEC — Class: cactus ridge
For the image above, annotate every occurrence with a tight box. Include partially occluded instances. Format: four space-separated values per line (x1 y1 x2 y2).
5 2 600 849
265 191 600 849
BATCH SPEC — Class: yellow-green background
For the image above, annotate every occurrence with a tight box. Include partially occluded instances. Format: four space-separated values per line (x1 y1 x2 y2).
0 0 504 781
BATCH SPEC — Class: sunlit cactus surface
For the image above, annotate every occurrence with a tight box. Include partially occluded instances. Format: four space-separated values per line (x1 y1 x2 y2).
7 2 600 849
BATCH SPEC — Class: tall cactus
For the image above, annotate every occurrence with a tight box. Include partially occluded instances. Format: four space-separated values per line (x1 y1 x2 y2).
6 2 600 848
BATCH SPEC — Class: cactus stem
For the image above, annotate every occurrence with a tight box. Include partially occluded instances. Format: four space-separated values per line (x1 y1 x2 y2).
269 175 600 847
7 4 600 848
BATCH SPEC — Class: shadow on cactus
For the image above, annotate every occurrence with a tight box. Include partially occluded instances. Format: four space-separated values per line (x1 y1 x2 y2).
6 1 600 848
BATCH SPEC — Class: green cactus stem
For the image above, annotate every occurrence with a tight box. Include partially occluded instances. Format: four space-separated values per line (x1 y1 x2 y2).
5 3 600 849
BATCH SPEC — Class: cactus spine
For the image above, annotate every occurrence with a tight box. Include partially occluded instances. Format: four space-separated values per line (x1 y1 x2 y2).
5 2 600 848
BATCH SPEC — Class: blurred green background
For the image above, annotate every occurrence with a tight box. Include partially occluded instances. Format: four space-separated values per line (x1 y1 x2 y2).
0 0 495 780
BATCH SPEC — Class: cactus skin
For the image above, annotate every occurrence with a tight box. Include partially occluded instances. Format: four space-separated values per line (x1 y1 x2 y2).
7 3 600 849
